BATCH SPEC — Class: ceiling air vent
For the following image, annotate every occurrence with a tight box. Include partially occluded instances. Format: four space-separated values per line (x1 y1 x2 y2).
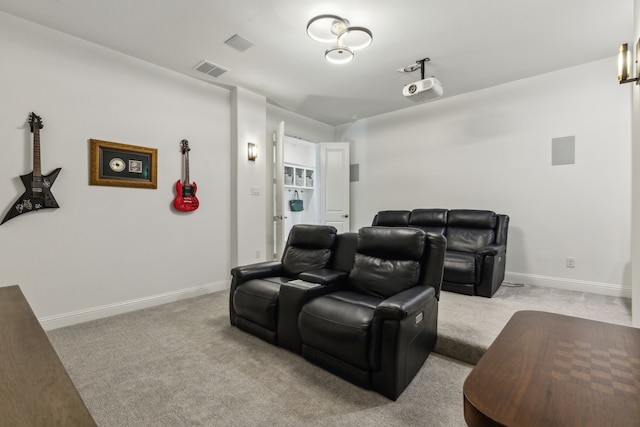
194 60 228 78
224 34 254 52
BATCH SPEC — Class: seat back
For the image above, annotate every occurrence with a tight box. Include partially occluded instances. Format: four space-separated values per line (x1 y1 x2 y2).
445 210 497 253
329 232 358 273
282 224 337 276
348 227 426 298
371 210 411 227
409 208 448 234
495 214 509 246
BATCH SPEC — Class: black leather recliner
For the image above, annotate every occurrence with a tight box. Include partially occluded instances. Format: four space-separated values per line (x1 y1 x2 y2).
372 208 509 297
297 226 447 400
442 210 508 297
229 224 337 344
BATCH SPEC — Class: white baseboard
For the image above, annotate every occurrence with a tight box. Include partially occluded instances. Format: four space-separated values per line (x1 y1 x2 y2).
39 274 629 330
40 281 229 331
504 272 631 298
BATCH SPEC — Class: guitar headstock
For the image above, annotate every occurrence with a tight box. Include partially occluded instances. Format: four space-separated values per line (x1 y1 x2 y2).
29 112 43 133
180 139 191 154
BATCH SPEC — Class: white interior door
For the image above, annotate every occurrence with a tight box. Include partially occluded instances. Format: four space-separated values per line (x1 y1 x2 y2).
320 143 350 233
273 121 285 259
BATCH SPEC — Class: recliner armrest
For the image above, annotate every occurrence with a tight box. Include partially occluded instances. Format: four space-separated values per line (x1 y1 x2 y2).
369 286 438 372
374 286 436 321
477 244 506 257
298 269 349 285
231 261 283 281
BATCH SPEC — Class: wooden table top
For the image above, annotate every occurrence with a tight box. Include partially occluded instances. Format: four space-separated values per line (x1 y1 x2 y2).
0 285 96 427
463 310 640 427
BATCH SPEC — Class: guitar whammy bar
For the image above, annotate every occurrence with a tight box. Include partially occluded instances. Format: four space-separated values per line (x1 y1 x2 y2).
1 112 61 225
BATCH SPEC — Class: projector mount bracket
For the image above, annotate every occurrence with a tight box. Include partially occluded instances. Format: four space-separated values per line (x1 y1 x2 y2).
397 58 430 80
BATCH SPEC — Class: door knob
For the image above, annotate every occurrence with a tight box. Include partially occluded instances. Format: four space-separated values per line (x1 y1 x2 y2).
342 214 349 218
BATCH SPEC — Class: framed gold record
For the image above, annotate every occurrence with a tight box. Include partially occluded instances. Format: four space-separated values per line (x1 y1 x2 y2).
89 139 157 189
109 158 126 172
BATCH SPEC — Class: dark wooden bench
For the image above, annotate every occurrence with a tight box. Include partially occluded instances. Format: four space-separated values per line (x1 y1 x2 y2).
0 285 96 427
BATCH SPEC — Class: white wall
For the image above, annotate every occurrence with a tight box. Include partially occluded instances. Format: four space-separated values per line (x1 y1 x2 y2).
0 12 231 328
266 104 336 143
631 0 640 326
231 88 267 266
0 10 634 328
337 58 631 297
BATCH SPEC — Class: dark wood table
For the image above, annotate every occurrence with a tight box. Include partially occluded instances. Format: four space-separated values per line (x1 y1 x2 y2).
463 310 640 427
0 285 96 427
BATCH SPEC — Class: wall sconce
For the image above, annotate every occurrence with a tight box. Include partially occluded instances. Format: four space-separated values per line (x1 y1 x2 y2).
618 41 639 84
247 143 257 161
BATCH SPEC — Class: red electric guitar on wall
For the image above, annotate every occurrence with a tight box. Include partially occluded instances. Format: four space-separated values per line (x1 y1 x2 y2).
173 139 199 212
1 112 61 225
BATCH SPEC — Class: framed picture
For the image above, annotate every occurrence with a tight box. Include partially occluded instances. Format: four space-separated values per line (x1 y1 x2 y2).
89 139 158 189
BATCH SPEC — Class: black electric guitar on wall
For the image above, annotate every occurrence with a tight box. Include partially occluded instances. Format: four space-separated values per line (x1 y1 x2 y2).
173 139 199 212
1 113 62 225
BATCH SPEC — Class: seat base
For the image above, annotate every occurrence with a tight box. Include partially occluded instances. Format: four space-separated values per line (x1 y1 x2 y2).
301 344 370 388
299 290 439 401
298 292 380 370
441 281 475 296
235 317 277 344
443 251 476 284
233 277 289 336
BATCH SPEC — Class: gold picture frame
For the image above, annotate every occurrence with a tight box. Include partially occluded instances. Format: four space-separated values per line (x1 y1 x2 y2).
89 139 158 189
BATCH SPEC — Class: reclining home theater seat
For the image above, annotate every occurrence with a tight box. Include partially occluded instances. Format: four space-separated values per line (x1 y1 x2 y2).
372 208 509 297
442 209 508 297
229 224 337 344
297 226 447 400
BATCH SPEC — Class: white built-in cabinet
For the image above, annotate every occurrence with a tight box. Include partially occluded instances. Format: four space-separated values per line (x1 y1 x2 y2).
284 165 314 188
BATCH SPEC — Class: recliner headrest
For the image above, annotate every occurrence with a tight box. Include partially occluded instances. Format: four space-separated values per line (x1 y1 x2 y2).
447 210 497 229
357 226 425 260
372 210 411 227
287 224 337 249
409 209 448 226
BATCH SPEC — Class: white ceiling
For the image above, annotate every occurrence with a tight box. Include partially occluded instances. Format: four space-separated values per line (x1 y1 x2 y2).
0 0 633 125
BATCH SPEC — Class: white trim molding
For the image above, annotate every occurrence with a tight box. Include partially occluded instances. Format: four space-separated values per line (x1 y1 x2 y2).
39 281 229 331
504 272 631 298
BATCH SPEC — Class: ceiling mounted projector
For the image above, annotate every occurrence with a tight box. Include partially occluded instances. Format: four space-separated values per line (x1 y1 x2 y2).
403 77 443 102
398 57 443 102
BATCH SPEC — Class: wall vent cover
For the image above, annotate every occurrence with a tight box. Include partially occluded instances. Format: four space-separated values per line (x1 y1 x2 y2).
193 60 228 78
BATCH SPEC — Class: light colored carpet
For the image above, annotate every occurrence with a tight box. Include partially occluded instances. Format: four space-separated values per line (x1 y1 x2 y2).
436 283 632 364
46 284 632 426
47 290 471 427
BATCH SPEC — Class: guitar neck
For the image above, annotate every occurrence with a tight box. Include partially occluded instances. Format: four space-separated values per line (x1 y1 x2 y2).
33 128 42 178
184 151 190 184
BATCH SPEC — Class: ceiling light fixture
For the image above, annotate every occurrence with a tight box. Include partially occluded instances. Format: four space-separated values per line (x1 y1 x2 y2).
306 14 372 64
325 46 354 64
618 41 639 84
337 26 373 51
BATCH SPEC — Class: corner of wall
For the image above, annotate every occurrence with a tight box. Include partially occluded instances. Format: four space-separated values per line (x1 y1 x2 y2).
231 87 267 267
631 0 640 327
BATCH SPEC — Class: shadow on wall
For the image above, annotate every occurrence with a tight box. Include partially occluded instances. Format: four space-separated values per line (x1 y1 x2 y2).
504 225 525 274
622 262 632 313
